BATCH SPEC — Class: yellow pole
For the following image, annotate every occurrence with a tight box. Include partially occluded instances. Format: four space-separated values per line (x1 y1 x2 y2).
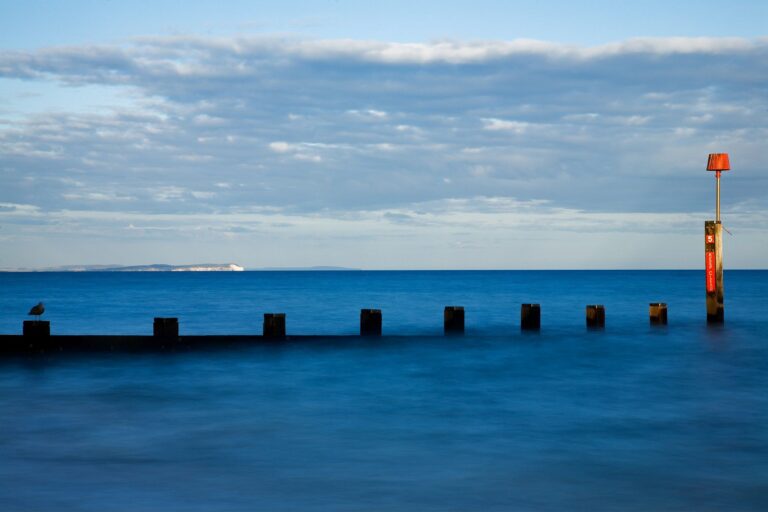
716 171 721 222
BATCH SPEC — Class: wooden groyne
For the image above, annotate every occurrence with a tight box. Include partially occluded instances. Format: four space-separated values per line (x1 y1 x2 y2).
0 333 362 355
0 302 684 356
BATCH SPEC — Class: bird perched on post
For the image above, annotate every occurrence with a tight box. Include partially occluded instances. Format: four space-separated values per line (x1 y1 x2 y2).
28 302 45 321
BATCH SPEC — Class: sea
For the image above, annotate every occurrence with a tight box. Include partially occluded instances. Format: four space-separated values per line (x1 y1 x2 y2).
0 270 766 511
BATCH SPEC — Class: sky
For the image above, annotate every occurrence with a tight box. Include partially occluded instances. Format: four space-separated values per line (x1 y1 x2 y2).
0 0 766 269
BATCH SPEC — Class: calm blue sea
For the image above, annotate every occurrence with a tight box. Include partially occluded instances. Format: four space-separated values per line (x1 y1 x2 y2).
1 270 767 511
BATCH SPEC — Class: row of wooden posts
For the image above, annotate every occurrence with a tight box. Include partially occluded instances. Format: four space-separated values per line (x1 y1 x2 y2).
21 303 669 338
156 302 668 338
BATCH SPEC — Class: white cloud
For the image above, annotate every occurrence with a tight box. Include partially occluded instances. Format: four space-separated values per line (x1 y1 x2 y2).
562 113 600 122
618 115 651 126
176 154 214 162
268 141 326 162
294 153 322 162
152 186 187 202
482 118 531 133
0 202 42 216
347 109 389 119
193 114 226 126
63 192 134 201
689 114 713 123
207 36 761 64
269 141 293 153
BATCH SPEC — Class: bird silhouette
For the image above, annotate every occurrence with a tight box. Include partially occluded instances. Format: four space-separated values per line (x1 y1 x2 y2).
28 302 45 321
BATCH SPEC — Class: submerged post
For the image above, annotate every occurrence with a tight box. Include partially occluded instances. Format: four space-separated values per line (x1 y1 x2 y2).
520 304 541 330
23 320 50 337
649 303 668 325
444 306 465 335
706 153 729 323
152 317 179 341
360 309 382 336
153 317 179 339
586 305 605 329
263 313 286 338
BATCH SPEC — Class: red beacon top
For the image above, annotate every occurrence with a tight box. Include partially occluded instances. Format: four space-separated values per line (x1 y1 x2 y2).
707 153 730 172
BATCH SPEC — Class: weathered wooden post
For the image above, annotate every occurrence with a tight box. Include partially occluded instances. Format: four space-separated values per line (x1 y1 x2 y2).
23 320 50 337
360 309 382 336
263 313 286 338
705 153 729 323
520 304 541 330
444 306 464 334
586 305 605 329
153 317 178 339
649 303 668 325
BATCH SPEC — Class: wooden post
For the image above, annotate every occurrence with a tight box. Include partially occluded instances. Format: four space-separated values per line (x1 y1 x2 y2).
705 154 729 324
23 320 50 337
444 306 465 334
705 220 724 323
586 305 605 328
153 317 178 339
649 303 667 325
360 309 382 336
520 304 541 330
263 313 286 338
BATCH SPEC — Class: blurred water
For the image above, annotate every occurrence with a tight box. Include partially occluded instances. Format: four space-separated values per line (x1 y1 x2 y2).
0 270 766 335
0 271 766 510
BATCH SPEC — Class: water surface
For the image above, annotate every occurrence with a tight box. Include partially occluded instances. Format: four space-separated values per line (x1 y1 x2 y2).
0 271 766 511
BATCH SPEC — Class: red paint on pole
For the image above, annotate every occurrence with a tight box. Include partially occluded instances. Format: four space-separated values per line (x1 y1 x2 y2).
706 251 716 292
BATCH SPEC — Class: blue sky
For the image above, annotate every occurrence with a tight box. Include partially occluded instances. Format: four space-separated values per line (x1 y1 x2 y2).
0 1 766 268
3 1 767 47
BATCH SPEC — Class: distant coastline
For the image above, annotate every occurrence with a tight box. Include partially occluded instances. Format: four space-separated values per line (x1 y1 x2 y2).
2 263 245 272
0 264 362 272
